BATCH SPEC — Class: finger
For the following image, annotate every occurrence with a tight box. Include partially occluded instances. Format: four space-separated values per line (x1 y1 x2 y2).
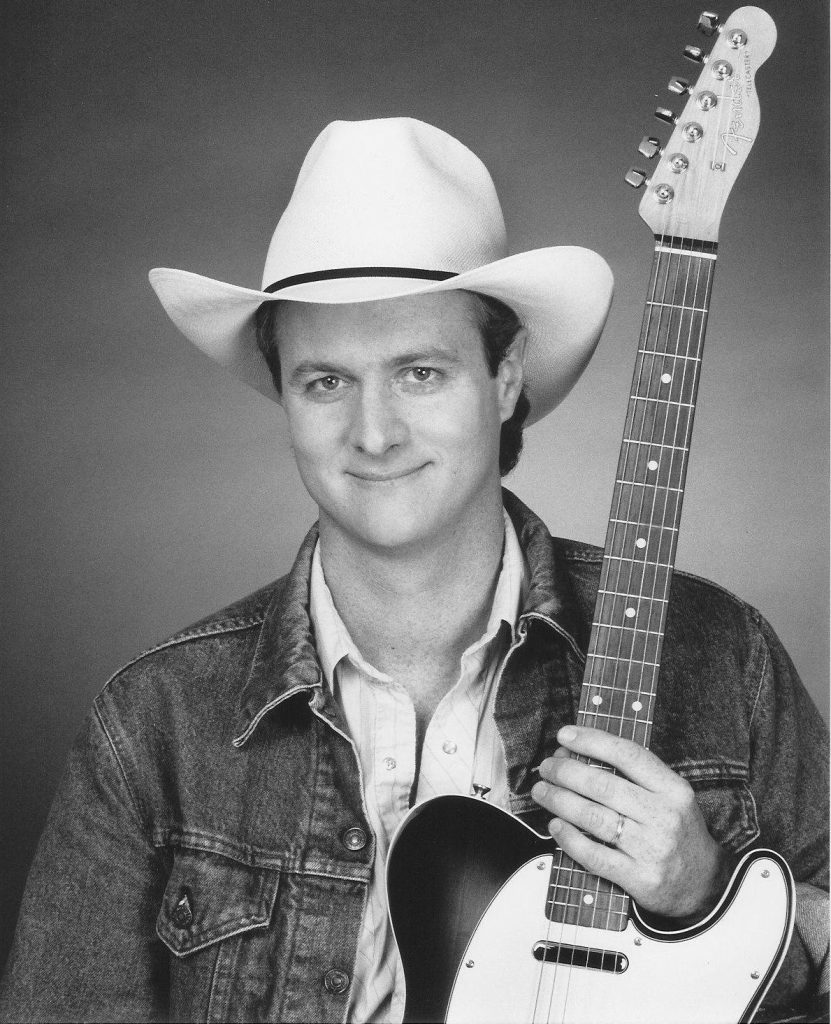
548 817 631 890
539 755 646 822
532 781 635 850
555 726 685 793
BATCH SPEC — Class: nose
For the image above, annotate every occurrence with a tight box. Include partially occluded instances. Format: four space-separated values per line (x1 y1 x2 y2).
348 382 407 456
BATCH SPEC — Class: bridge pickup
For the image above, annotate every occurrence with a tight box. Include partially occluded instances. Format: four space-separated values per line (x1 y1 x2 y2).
532 941 629 973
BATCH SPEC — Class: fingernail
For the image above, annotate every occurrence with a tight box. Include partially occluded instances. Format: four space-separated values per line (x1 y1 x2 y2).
531 781 548 801
558 726 577 742
549 818 563 836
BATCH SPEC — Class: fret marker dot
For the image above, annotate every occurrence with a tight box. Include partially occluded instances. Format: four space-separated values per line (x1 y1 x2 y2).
632 700 643 712
583 894 594 905
591 695 603 706
625 607 636 618
661 372 672 383
647 460 659 471
635 538 647 549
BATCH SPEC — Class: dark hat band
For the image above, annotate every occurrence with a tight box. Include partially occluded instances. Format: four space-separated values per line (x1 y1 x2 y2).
264 267 457 293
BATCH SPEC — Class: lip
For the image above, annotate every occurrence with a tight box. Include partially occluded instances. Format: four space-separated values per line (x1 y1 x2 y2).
347 464 428 484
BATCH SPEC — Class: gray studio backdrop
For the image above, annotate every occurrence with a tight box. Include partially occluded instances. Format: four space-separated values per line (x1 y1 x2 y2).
2 0 827 969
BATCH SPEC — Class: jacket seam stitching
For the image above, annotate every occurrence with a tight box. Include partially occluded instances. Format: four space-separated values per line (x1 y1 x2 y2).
749 633 770 727
95 619 266 702
93 702 154 838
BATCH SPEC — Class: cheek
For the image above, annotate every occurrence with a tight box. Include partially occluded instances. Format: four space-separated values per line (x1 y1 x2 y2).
284 404 344 475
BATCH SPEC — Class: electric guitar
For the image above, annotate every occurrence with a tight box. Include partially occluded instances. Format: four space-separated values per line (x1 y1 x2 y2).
386 8 795 1023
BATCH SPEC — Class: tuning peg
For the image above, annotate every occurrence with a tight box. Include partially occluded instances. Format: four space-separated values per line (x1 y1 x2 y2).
684 44 706 63
625 168 648 189
697 11 720 36
654 107 676 125
668 76 690 95
638 136 661 159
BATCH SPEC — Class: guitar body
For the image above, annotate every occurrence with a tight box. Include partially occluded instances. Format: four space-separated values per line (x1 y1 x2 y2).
388 796 794 1024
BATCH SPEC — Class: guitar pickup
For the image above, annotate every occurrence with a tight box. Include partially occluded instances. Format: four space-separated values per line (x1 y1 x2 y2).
532 941 629 973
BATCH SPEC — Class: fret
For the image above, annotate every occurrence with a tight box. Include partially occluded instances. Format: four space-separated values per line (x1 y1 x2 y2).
608 518 677 530
646 301 708 312
616 478 683 493
622 438 688 453
596 589 667 602
605 554 672 569
587 653 660 668
591 621 663 634
581 678 658 694
638 348 701 362
631 395 694 409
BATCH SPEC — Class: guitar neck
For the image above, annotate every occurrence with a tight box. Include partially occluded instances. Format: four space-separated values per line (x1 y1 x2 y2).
580 236 717 749
547 237 717 932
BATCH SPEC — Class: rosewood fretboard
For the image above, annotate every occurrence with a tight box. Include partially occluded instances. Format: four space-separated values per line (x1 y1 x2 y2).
547 236 718 931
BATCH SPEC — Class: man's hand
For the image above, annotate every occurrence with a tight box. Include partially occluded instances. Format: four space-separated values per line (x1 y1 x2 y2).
531 725 736 922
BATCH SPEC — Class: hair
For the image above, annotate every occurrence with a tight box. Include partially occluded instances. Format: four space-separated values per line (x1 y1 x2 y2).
254 290 530 476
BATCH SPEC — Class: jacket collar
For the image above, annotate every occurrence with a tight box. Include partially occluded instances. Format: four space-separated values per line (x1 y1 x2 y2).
233 489 587 746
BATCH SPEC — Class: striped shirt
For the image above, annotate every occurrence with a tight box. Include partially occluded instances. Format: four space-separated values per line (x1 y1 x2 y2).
309 514 526 1023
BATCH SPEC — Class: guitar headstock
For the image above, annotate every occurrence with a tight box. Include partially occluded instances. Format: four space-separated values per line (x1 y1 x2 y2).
626 7 776 242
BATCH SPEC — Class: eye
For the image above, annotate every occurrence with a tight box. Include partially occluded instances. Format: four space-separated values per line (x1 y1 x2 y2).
405 367 438 383
308 374 343 393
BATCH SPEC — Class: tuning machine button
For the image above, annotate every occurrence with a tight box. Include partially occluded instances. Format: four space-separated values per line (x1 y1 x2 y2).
625 168 648 189
668 76 690 95
638 136 661 159
697 11 720 36
683 44 706 63
654 107 676 125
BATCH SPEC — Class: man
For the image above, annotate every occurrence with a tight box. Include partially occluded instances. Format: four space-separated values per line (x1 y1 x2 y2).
0 118 827 1022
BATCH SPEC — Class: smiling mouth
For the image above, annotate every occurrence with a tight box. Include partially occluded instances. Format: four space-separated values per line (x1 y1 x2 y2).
348 465 427 483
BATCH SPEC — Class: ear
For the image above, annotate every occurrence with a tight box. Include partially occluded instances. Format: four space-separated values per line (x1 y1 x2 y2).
496 327 527 423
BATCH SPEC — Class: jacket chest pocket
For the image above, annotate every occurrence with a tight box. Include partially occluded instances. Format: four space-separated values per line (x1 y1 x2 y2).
156 846 281 1023
673 758 760 852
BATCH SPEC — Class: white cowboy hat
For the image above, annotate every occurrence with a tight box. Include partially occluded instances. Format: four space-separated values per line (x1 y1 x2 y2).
149 117 613 425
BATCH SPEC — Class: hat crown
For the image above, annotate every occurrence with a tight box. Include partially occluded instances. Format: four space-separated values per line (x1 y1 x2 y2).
261 118 508 289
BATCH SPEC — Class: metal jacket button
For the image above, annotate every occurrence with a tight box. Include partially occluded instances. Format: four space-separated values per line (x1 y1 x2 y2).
171 890 193 929
342 826 367 851
324 968 351 994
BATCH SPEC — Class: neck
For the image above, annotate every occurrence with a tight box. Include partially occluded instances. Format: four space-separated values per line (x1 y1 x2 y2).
318 494 506 679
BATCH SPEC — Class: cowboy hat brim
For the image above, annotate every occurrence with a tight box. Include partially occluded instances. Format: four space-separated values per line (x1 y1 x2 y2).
148 245 613 426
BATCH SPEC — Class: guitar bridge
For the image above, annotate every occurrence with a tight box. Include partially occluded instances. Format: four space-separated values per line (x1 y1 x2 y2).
532 941 629 973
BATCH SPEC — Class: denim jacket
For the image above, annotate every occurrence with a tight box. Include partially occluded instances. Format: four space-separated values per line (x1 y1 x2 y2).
1 491 827 1023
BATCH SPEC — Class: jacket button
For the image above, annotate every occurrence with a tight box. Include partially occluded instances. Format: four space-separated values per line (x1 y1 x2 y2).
324 968 351 994
342 826 367 851
171 890 193 929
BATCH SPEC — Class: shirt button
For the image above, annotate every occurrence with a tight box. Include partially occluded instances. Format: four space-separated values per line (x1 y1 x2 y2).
383 756 397 770
342 826 367 851
442 739 458 755
171 890 193 929
324 968 351 995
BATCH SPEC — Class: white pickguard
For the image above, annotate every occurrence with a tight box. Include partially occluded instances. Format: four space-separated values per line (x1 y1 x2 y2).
446 850 793 1024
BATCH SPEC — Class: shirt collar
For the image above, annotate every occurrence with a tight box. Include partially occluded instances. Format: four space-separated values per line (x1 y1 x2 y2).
309 511 527 693
233 489 585 747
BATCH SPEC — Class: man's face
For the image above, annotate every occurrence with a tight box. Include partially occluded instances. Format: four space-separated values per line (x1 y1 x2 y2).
277 291 525 554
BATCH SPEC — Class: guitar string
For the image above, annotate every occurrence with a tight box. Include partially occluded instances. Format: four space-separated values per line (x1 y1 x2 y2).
544 233 674 1022
539 156 718 1018
555 53 724 1011
558 240 713 1023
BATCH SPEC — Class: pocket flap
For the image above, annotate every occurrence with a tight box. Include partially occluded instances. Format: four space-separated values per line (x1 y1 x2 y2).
156 847 280 957
671 758 760 852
